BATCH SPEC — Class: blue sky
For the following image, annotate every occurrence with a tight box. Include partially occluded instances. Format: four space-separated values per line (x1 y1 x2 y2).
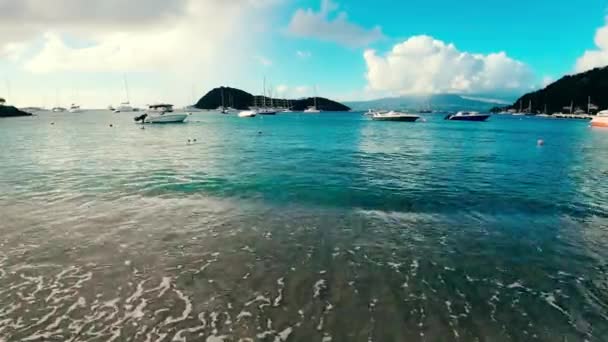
0 0 607 107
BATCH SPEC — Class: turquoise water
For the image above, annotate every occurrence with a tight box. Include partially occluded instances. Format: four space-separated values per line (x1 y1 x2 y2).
1 111 608 341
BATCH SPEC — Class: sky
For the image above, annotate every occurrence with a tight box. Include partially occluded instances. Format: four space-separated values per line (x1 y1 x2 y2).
0 0 607 108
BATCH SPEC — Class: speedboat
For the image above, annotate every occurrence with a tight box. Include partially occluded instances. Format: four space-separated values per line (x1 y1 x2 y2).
68 104 83 113
445 111 490 121
282 108 293 113
134 104 188 124
371 110 420 122
591 110 608 127
52 107 66 112
238 110 257 118
114 102 134 113
304 106 321 113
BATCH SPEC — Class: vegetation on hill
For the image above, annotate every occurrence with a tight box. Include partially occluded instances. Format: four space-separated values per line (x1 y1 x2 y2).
194 87 351 111
0 105 32 117
499 66 608 113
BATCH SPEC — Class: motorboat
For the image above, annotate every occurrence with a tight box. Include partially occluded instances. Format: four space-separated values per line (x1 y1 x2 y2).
238 110 257 118
68 104 83 113
445 111 490 121
591 110 608 127
371 110 420 122
52 107 66 112
134 104 188 123
282 108 293 113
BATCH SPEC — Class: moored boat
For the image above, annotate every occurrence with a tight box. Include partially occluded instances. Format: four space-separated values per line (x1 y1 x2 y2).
134 104 188 123
445 111 490 121
68 104 83 113
371 110 420 122
591 110 608 127
238 110 257 118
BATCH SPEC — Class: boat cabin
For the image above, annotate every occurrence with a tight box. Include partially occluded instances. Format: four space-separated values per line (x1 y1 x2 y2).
148 104 174 113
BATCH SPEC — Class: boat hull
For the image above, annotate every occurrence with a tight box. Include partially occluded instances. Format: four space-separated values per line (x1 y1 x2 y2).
142 113 188 123
591 117 608 127
446 114 490 121
372 115 419 122
238 111 257 118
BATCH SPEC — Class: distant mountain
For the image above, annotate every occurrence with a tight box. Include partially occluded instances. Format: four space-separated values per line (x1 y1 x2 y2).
344 94 514 112
194 87 351 111
503 66 608 114
0 105 32 117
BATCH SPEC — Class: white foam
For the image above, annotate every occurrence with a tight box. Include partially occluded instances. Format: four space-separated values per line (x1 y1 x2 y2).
245 295 271 309
163 289 192 325
273 278 285 307
237 310 253 321
277 327 293 341
313 279 327 298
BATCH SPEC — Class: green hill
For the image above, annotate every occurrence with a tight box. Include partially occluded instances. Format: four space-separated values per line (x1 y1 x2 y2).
0 105 32 117
194 87 351 111
506 66 608 113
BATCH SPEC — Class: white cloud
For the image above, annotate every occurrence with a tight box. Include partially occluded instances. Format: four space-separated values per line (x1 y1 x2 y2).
542 75 554 87
0 0 281 107
296 50 312 59
20 1 272 74
254 55 273 67
575 18 608 72
287 0 383 47
276 84 289 95
364 35 534 95
294 85 311 96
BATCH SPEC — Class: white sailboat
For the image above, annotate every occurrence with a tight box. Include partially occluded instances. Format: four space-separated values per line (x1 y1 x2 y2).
304 86 321 113
114 75 135 113
258 78 276 115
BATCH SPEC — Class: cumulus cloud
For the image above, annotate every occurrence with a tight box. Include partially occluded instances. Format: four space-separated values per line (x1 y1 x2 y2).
0 0 282 107
287 0 383 47
296 50 312 59
2 0 277 76
364 35 534 95
575 18 608 72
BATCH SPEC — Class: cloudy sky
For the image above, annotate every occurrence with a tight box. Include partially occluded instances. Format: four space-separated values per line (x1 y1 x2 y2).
0 0 607 107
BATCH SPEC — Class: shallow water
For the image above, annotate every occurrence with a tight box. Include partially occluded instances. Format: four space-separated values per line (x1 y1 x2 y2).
1 111 607 341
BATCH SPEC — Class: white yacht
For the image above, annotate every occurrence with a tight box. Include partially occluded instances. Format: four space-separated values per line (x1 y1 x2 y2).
68 104 83 113
134 104 188 123
591 110 608 127
238 110 257 118
370 110 420 122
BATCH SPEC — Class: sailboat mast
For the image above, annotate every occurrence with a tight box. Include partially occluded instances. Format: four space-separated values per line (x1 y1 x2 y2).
123 74 130 103
263 77 266 108
221 87 225 108
588 96 591 113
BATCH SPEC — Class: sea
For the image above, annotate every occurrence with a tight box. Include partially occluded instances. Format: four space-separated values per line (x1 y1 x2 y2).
0 110 607 341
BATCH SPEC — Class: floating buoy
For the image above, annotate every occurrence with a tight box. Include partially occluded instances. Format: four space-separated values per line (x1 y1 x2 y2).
109 124 113 127
537 139 544 146
193 139 197 142
50 122 55 125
